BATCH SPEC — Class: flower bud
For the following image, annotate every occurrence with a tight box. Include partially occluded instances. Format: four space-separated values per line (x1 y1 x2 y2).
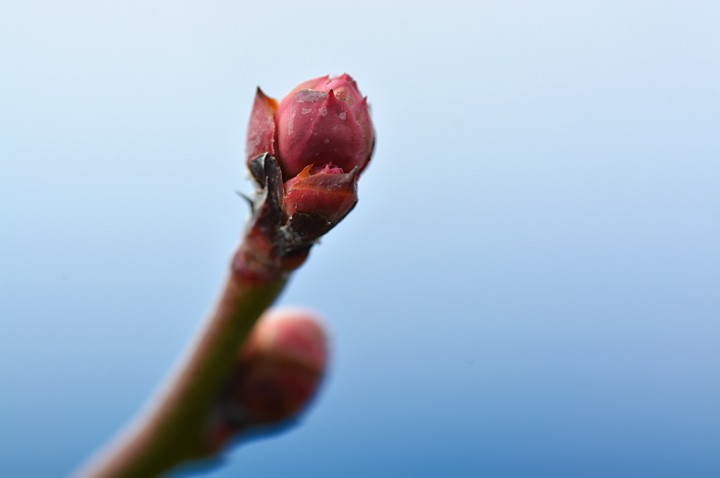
246 74 374 180
240 75 373 278
205 312 328 451
233 323 325 426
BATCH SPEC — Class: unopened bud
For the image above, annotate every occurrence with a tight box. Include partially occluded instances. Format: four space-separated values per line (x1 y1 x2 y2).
239 75 374 279
247 74 374 180
205 313 328 451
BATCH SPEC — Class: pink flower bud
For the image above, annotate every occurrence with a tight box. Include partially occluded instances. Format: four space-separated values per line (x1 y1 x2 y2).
246 74 374 180
205 311 328 451
239 75 374 278
233 313 327 425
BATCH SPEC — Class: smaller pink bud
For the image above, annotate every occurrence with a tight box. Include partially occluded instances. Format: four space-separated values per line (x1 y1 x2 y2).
206 311 328 450
247 312 327 423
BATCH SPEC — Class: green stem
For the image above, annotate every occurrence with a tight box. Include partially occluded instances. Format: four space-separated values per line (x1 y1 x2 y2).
77 261 288 477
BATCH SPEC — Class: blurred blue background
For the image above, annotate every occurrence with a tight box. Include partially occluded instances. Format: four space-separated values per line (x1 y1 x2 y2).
2 0 719 476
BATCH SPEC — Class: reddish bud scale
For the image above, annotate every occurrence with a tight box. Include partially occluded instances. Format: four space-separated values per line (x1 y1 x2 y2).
246 89 278 162
284 164 358 223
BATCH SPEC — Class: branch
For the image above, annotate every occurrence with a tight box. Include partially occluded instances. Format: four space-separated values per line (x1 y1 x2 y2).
77 262 288 477
77 71 375 477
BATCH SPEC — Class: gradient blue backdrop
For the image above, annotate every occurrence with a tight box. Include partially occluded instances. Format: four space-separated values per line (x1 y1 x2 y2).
2 1 719 476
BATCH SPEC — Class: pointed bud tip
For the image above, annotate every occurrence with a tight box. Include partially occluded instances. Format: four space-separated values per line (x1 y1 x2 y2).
254 87 278 110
